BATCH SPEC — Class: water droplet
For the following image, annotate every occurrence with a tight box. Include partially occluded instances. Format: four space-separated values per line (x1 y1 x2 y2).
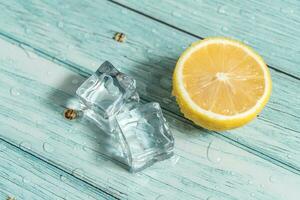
221 26 229 32
155 43 160 47
181 178 192 186
24 27 30 34
60 175 67 182
260 184 265 188
243 40 249 45
147 49 153 53
19 141 31 150
57 21 64 28
91 62 97 67
239 9 256 20
280 7 294 15
151 28 157 33
248 180 253 185
218 6 227 14
82 145 89 151
230 171 235 175
43 142 54 153
269 175 276 183
71 79 79 85
192 11 198 15
72 168 85 177
251 193 255 197
287 154 292 158
171 11 182 17
0 144 7 152
67 44 74 50
84 33 89 39
206 141 222 163
46 71 52 76
22 176 30 184
121 9 128 14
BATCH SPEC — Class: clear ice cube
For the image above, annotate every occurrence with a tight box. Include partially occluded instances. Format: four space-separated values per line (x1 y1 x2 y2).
115 103 174 171
76 61 137 118
75 61 174 172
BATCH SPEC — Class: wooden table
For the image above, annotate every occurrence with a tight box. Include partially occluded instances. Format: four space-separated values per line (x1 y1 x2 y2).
0 1 299 199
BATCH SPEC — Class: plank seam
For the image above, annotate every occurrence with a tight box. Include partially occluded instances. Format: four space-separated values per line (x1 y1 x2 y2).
0 17 299 182
107 0 300 81
0 138 119 200
160 107 300 175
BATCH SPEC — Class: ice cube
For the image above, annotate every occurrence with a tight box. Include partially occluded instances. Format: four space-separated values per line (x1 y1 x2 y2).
76 61 137 118
116 102 174 172
75 61 174 172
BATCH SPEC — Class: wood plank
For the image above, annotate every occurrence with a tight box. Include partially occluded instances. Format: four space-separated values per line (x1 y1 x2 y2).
0 140 115 200
1 30 300 200
114 0 300 78
0 0 299 172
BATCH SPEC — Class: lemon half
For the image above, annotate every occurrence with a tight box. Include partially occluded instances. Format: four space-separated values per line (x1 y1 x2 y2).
173 37 272 130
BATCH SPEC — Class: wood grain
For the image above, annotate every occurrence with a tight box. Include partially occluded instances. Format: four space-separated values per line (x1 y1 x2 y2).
0 0 299 173
0 139 115 200
115 0 300 78
0 32 300 200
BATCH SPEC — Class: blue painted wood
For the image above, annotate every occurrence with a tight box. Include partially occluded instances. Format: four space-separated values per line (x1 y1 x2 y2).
0 29 300 200
0 0 298 173
0 139 115 200
0 0 299 199
116 0 300 78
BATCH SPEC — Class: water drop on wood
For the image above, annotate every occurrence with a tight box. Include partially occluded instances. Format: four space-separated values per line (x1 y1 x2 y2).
22 176 30 184
151 28 157 33
19 141 31 150
218 6 227 14
206 141 222 164
221 26 229 32
60 175 67 182
24 27 30 34
82 145 89 151
121 9 128 14
269 175 276 183
172 11 182 17
57 21 64 28
43 142 54 153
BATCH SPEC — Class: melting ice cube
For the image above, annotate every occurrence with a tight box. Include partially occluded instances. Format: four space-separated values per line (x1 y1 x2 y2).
116 103 174 171
76 61 137 118
75 61 174 172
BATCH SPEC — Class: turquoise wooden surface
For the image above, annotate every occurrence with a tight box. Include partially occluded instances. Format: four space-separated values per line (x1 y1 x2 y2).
0 0 299 199
0 140 115 200
116 0 300 78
